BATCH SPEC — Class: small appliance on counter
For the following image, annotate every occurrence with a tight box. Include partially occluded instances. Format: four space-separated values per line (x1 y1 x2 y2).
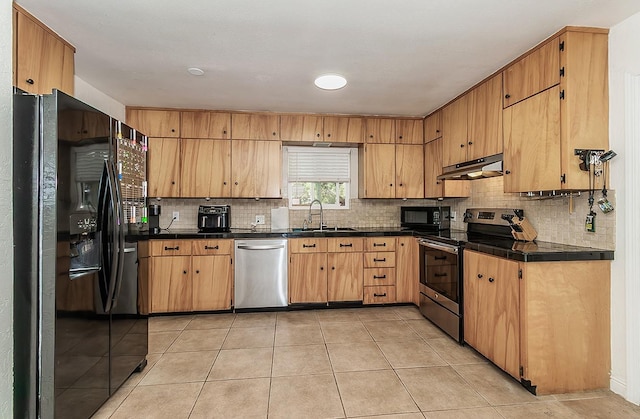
148 204 161 234
500 210 538 241
198 205 230 232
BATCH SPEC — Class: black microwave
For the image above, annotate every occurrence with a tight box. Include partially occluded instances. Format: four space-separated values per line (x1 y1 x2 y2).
400 206 450 231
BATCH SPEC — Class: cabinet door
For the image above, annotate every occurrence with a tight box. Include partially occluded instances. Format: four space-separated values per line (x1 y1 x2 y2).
324 116 363 143
424 111 442 143
280 115 323 142
181 139 231 197
289 253 327 303
327 253 363 302
365 118 395 143
396 144 424 199
127 109 180 138
39 33 66 95
442 94 469 167
396 119 424 144
150 256 191 313
148 138 180 197
503 86 561 192
180 111 230 139
396 237 419 304
424 139 444 198
503 37 560 107
60 44 75 95
359 144 395 198
192 255 232 311
468 74 503 160
16 11 45 94
231 113 279 140
231 140 281 198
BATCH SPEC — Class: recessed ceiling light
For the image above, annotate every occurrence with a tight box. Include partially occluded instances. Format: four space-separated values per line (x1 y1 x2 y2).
187 67 205 76
314 74 347 90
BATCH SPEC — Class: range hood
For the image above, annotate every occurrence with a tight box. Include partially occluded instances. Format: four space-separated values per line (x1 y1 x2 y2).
438 153 503 180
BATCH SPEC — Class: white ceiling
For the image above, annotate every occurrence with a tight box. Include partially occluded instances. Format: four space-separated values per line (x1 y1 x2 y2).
17 0 640 117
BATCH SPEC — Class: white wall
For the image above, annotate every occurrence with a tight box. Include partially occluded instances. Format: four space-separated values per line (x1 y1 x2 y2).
609 11 640 404
74 76 126 121
0 0 14 416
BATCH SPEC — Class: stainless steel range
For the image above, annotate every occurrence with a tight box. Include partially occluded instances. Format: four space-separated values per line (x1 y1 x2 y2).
417 208 525 343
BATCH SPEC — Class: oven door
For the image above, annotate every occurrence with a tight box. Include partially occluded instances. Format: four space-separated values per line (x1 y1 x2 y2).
418 238 460 314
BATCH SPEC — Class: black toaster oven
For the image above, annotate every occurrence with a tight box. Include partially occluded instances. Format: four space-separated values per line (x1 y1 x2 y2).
198 205 230 232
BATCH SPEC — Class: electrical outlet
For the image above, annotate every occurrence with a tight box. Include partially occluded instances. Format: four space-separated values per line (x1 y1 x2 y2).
255 215 265 225
450 211 457 222
172 211 180 221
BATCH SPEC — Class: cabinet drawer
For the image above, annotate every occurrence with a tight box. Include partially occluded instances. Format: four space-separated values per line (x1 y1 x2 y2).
364 252 395 268
289 238 327 253
364 286 396 304
364 237 396 252
191 239 232 255
364 268 395 286
327 237 364 253
150 240 192 256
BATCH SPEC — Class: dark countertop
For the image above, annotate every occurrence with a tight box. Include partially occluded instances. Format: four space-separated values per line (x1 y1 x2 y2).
463 239 614 262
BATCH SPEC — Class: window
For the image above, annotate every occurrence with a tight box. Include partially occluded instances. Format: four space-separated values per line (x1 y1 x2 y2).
287 147 352 209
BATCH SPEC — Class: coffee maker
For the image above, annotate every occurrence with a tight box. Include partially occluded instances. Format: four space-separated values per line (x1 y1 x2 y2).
148 204 161 234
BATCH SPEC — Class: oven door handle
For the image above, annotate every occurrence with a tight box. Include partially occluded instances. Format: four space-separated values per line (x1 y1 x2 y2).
418 239 459 255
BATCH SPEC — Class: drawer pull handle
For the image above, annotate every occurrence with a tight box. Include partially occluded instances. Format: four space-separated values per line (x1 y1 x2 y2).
373 293 387 297
434 273 447 277
373 258 386 262
205 245 219 250
434 256 447 260
373 275 387 279
302 244 317 248
373 243 386 247
339 243 353 247
164 246 179 251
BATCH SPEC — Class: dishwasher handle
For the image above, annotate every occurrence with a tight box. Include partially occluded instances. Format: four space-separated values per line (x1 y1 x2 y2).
237 244 286 251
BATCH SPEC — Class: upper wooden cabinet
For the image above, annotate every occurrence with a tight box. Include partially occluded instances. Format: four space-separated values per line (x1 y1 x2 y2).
502 28 608 192
503 38 560 108
359 144 424 199
396 119 424 144
127 109 180 137
323 116 364 143
231 140 281 198
231 113 279 140
443 74 503 167
14 5 75 95
365 118 395 143
424 138 470 199
148 137 181 197
395 144 424 199
181 139 231 198
180 111 230 139
424 111 442 143
280 115 323 142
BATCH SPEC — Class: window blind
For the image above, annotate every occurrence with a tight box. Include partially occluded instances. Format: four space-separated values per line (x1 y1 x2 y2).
288 148 351 182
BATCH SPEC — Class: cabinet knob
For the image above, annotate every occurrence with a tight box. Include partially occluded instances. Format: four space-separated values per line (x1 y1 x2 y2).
327 133 331 138
460 144 465 148
399 183 403 187
223 130 227 134
235 181 239 185
272 132 277 136
505 170 511 175
317 133 321 137
505 94 511 99
183 270 187 274
436 181 441 185
468 141 473 145
399 135 403 139
401 243 404 246
436 129 440 133
223 181 227 185
171 181 176 185
171 129 176 132
320 266 324 271
196 270 200 274
389 184 393 187
26 78 34 85
489 277 495 283
477 274 483 279
332 266 335 270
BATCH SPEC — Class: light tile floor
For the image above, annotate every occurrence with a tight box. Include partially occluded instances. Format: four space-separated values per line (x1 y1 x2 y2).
93 306 640 418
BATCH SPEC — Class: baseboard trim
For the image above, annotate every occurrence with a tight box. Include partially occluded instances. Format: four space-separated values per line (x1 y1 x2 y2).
610 375 627 398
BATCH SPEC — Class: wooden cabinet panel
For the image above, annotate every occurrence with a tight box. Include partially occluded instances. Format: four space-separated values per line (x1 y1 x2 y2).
39 33 66 95
364 252 395 268
192 255 232 311
327 253 363 302
231 140 281 198
364 237 396 252
396 119 424 144
364 286 396 304
150 256 192 313
363 268 395 286
503 37 560 107
126 109 180 138
468 74 503 160
442 94 469 167
231 113 279 140
424 111 442 143
191 240 233 256
180 111 230 139
181 139 231 197
148 137 180 197
60 44 75 95
150 240 192 256
327 237 363 253
503 86 561 193
396 236 419 304
323 116 363 143
289 253 328 303
280 115 323 142
15 11 45 94
138 254 150 315
365 118 395 143
358 144 395 198
424 139 444 198
289 238 327 253
395 144 424 199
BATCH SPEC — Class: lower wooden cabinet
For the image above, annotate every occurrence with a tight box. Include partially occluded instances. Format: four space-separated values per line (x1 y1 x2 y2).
148 239 233 313
363 237 397 304
327 239 363 302
463 249 611 394
289 238 328 303
364 286 396 304
396 236 419 305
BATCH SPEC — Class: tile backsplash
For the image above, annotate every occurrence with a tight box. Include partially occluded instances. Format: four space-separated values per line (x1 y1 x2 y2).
153 176 615 250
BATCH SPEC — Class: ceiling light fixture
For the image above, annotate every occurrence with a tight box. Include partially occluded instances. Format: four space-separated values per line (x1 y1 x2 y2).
187 67 205 76
314 74 347 90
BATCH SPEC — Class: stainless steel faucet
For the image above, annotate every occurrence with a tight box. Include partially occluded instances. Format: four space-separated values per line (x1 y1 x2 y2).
308 199 324 230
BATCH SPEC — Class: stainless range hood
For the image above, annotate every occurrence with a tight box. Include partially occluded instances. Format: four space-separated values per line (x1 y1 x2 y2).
438 153 503 180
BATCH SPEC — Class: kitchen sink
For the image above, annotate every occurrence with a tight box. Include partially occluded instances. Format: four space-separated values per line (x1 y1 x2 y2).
292 227 357 232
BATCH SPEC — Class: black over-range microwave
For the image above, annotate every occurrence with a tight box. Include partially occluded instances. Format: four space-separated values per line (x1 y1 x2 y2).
400 206 450 231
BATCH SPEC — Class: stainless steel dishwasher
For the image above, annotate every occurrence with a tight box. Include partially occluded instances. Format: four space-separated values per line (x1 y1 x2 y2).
234 239 288 309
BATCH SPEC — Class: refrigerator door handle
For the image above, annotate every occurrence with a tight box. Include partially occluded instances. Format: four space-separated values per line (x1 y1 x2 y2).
110 159 126 311
97 160 121 313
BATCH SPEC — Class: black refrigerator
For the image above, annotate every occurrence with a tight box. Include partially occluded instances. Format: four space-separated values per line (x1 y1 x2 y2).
13 89 148 419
